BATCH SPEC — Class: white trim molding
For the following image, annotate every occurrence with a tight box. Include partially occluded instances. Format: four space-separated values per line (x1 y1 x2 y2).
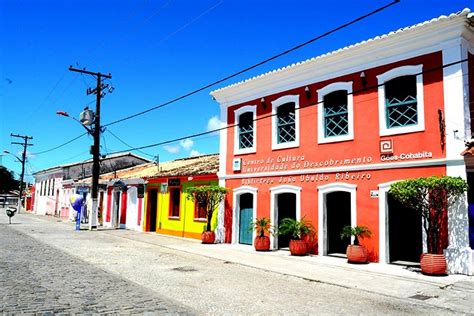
232 186 258 245
270 185 302 249
271 95 300 150
317 81 354 144
378 181 400 264
317 182 357 256
233 105 257 155
442 40 472 275
377 64 425 136
216 104 228 243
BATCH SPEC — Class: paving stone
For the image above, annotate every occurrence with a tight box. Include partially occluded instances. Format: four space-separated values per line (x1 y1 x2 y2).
0 225 191 315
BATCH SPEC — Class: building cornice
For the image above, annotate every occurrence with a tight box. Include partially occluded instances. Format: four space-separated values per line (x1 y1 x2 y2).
211 9 473 108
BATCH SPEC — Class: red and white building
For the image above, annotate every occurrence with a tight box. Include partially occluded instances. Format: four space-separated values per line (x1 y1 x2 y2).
33 153 149 219
212 9 474 275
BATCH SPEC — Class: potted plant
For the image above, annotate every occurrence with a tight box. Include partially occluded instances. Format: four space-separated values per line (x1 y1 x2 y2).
340 225 372 263
389 176 467 275
186 185 228 244
278 217 313 256
302 229 318 255
250 217 274 251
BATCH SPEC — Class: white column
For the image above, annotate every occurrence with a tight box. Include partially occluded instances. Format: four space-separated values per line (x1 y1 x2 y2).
216 103 228 243
442 39 473 275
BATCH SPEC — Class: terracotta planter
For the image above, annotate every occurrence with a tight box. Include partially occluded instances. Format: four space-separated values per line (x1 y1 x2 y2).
201 231 216 244
346 245 368 263
420 253 447 275
289 239 308 256
254 236 270 251
302 232 318 255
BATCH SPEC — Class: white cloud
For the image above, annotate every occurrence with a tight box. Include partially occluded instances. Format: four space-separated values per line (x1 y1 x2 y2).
180 138 194 150
190 149 201 157
164 145 180 154
207 116 221 132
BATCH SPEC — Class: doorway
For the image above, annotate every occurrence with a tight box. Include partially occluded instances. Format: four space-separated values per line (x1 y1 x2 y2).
326 191 351 255
112 191 120 228
147 189 158 232
277 193 297 249
238 193 253 245
387 193 422 263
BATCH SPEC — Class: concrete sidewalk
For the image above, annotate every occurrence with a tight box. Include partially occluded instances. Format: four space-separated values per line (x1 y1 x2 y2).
4 211 474 314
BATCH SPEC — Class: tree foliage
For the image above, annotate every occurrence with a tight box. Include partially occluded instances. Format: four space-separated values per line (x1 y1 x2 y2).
389 176 467 254
0 166 19 193
186 185 228 232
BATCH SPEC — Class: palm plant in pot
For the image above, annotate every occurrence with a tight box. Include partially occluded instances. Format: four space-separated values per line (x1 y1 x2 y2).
340 225 372 263
186 185 228 244
389 176 467 275
278 217 313 256
250 217 274 251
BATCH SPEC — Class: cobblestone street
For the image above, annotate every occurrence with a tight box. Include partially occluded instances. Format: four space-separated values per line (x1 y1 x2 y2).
1 213 473 314
0 224 189 314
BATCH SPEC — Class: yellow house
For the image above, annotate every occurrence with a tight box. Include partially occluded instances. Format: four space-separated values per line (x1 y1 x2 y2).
143 154 219 240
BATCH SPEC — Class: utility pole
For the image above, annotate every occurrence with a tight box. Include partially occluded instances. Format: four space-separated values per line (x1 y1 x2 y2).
69 66 112 230
10 133 33 214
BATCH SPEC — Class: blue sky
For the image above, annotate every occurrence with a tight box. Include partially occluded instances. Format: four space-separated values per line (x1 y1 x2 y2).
1 0 471 182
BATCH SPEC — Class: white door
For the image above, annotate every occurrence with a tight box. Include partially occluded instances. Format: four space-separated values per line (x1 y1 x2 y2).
126 187 138 230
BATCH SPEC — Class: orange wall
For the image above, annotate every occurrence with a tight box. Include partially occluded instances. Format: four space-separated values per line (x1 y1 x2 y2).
226 52 445 175
223 51 447 261
225 165 446 261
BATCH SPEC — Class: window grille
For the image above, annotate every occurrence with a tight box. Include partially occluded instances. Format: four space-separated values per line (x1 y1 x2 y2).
277 103 296 143
239 112 254 149
324 91 348 137
385 75 417 128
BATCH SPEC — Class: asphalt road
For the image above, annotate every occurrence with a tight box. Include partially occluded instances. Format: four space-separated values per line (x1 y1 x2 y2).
1 212 469 314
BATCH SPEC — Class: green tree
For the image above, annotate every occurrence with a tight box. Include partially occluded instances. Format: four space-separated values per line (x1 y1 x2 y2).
389 176 467 254
0 166 19 193
186 185 228 232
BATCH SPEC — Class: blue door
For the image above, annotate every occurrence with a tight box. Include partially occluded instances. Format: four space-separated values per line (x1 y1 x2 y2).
239 193 253 245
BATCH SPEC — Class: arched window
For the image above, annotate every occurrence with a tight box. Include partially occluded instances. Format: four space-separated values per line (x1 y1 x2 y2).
317 82 354 144
234 105 256 155
271 95 300 150
377 65 424 136
277 103 296 143
385 75 418 128
239 112 254 149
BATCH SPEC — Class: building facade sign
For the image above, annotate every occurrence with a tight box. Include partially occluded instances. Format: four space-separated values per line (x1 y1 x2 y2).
239 151 432 174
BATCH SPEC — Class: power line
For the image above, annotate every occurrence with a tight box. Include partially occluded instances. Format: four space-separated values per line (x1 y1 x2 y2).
31 132 88 155
104 57 468 155
23 69 69 121
104 0 399 127
105 129 155 158
152 0 223 47
80 0 173 65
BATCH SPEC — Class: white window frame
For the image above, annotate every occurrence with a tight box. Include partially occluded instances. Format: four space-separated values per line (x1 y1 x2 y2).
233 105 257 155
377 64 425 136
271 95 300 150
317 81 354 144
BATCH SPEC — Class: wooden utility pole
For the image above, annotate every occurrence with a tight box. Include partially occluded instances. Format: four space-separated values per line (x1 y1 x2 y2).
69 66 112 230
10 133 33 214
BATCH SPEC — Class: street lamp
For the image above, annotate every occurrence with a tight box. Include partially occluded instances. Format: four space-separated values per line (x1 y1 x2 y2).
56 110 93 134
3 150 22 163
56 108 98 230
3 150 25 213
